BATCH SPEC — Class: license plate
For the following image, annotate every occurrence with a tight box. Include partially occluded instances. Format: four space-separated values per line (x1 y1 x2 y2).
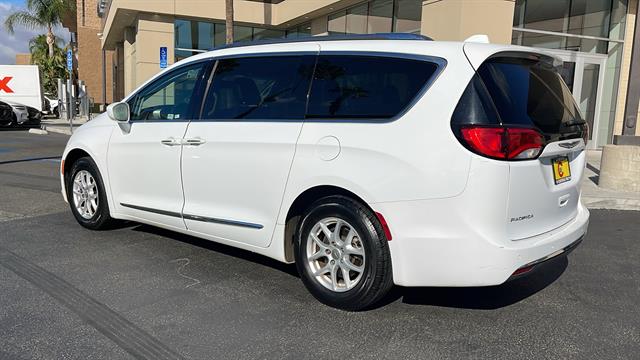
552 156 571 184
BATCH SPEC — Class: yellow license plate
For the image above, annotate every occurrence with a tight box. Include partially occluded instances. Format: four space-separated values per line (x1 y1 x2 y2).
552 156 571 184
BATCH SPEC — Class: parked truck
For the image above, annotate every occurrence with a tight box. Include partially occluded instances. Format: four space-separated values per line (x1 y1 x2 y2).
0 65 46 112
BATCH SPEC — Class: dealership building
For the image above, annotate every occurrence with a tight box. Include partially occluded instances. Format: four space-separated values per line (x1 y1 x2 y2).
84 0 640 147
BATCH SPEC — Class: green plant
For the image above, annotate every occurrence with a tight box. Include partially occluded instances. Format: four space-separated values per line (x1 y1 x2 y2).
29 34 67 94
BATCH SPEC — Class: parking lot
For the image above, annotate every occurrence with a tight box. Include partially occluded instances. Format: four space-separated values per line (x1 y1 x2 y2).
0 129 639 360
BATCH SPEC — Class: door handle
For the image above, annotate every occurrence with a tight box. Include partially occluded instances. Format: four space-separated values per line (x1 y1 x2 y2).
184 137 206 146
160 137 181 146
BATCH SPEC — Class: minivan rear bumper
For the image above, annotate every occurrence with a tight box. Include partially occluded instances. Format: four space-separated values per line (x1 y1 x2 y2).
375 200 589 287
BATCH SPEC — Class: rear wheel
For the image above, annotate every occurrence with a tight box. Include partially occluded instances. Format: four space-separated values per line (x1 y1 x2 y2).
294 195 393 311
66 157 115 230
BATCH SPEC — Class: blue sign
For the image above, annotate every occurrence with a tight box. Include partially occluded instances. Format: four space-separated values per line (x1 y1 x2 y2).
160 47 168 69
66 49 73 71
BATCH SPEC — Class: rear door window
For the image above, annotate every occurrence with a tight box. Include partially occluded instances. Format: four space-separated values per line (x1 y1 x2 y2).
306 55 440 119
200 55 316 120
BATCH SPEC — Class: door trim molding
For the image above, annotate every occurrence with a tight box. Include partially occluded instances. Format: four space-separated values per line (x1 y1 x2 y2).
120 203 182 218
182 214 264 229
119 203 263 229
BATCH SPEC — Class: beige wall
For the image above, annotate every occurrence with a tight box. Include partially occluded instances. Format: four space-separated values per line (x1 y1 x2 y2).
421 0 516 44
123 26 136 95
120 14 176 94
102 0 349 48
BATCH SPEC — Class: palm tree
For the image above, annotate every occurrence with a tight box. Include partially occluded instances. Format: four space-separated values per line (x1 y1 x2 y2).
4 0 73 58
29 34 62 64
225 0 234 44
29 34 67 94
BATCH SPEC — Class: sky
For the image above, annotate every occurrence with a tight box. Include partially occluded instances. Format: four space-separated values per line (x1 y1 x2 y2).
0 0 70 65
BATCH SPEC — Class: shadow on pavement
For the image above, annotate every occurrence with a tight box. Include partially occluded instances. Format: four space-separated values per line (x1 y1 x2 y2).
128 221 568 310
131 223 300 278
0 124 42 131
392 255 568 310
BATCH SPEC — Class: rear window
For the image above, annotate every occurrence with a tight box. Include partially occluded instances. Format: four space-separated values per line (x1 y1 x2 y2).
307 55 440 119
452 54 587 141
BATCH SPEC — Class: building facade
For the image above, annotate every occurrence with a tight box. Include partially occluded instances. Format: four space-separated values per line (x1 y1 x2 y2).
97 0 639 147
14 53 32 65
63 0 115 108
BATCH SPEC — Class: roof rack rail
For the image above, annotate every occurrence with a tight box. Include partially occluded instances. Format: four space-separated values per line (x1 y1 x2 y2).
211 32 432 51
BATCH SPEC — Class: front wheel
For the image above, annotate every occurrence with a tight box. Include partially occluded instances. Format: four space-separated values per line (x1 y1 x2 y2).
66 157 115 230
294 195 393 311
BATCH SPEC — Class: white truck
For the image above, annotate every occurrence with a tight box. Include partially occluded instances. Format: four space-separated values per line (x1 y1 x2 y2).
0 65 46 112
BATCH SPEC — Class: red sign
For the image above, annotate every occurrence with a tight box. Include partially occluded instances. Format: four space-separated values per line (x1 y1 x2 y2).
0 77 14 93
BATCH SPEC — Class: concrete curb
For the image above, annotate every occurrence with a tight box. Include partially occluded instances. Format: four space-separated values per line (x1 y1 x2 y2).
41 125 72 136
28 128 48 135
583 196 640 211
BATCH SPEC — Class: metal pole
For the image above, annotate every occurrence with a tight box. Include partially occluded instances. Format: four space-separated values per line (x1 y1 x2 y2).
68 71 73 134
622 2 640 136
102 49 107 110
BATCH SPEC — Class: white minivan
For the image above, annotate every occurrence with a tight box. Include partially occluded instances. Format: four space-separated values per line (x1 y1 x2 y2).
61 34 589 310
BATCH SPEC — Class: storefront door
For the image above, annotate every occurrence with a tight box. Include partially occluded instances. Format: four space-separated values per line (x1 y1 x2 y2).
541 49 607 149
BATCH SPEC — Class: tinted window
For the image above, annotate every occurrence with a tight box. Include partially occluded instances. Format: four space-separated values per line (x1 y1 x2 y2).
201 56 315 120
452 55 586 141
307 55 439 119
129 62 207 121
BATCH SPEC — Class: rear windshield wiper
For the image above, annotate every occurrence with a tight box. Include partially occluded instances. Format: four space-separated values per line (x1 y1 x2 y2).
562 119 586 127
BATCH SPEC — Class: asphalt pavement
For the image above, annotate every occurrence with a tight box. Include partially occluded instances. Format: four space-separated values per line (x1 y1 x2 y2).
0 129 639 360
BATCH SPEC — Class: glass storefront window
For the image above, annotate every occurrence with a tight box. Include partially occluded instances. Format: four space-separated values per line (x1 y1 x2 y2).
328 0 421 35
175 19 288 61
286 22 312 38
393 0 422 33
214 23 226 47
512 0 626 54
234 25 253 43
328 10 347 34
253 28 285 41
346 3 369 34
368 0 393 33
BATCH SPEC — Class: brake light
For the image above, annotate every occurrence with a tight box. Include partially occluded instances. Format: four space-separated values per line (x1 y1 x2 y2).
460 126 545 160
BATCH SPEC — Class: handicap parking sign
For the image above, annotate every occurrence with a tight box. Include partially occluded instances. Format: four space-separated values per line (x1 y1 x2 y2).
160 47 168 69
67 49 73 71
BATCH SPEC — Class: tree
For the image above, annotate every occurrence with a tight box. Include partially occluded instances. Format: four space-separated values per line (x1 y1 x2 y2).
29 34 67 94
4 0 74 58
225 0 234 44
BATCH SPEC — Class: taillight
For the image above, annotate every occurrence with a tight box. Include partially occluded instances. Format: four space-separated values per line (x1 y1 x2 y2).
460 126 545 160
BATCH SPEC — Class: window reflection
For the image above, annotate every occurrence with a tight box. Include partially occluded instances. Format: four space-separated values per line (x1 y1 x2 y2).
512 0 626 54
174 19 285 61
327 0 421 35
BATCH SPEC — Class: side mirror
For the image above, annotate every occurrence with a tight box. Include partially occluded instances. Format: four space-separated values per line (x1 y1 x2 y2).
107 102 130 123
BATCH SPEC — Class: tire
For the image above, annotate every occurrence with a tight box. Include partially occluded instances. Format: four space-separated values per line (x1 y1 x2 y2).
66 157 115 230
53 107 59 118
294 195 393 311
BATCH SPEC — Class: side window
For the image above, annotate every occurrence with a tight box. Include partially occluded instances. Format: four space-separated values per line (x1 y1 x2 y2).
307 55 440 119
129 62 207 121
201 55 315 120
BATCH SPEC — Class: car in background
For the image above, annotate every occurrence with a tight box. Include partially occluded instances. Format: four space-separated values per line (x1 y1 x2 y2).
4 100 29 126
25 104 43 125
44 94 59 118
0 101 13 127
